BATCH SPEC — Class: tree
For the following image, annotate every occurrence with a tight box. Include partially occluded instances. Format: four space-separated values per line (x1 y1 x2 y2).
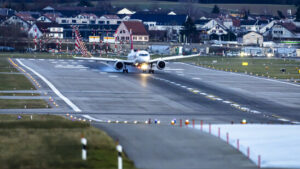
180 16 197 43
296 6 300 21
277 10 286 19
77 0 93 7
211 5 220 14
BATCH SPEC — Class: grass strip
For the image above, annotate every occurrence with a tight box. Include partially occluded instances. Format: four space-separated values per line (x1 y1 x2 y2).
0 114 136 169
0 99 49 109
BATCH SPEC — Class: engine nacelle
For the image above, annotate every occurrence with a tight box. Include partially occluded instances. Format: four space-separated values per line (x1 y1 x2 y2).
114 61 124 70
156 60 166 70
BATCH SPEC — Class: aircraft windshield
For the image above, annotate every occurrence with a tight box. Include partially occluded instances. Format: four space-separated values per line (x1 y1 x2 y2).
139 54 149 57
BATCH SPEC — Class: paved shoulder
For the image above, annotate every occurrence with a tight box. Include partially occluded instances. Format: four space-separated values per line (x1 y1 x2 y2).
94 123 257 169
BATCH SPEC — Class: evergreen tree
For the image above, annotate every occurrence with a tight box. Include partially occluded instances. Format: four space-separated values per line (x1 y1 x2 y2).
181 16 197 43
296 6 300 21
277 10 286 19
211 5 220 14
77 0 93 7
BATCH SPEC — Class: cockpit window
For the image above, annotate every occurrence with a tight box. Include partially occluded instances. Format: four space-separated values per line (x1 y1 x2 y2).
139 53 149 57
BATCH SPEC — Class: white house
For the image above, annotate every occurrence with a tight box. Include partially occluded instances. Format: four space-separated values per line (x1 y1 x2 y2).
242 32 263 46
115 21 149 42
2 15 31 31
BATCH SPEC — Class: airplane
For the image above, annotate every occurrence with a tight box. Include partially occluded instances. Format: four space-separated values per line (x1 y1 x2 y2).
73 27 200 73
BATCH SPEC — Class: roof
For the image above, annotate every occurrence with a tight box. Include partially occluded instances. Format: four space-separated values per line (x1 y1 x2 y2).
195 19 210 25
102 15 120 19
117 8 135 15
280 22 300 33
78 13 97 18
130 14 187 26
240 20 269 26
123 21 148 35
35 22 61 32
15 12 36 22
43 6 54 11
43 13 61 22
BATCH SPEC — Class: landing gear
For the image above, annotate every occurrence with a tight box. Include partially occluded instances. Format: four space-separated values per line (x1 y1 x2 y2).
148 64 154 74
148 69 154 74
123 69 128 73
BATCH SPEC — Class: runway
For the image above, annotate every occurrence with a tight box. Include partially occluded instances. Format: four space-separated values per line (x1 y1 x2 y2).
5 58 300 169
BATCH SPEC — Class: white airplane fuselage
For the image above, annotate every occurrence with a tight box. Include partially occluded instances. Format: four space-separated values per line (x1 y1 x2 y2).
127 50 150 65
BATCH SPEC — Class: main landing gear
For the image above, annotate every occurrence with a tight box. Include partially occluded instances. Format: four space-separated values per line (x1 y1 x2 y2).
148 63 154 74
123 69 128 73
123 65 128 73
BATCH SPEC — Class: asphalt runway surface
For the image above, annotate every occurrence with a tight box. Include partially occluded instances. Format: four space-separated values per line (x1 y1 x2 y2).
3 58 300 169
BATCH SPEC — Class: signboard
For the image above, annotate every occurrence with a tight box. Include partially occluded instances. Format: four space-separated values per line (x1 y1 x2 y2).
89 36 100 43
103 37 115 43
297 49 300 57
242 62 248 66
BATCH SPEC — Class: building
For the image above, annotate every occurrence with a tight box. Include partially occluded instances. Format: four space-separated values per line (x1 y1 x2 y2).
2 14 32 31
240 20 269 32
115 21 149 42
242 32 263 46
28 22 63 39
265 22 300 41
130 13 187 42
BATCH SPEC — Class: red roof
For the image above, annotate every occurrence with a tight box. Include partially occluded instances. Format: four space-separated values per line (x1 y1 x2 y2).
16 12 35 22
281 22 300 33
123 21 148 36
43 13 61 22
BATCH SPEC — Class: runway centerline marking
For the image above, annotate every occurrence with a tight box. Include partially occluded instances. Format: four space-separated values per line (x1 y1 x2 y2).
16 59 82 112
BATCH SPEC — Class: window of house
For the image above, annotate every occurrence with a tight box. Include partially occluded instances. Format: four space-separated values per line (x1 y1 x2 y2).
117 21 121 24
133 37 137 40
82 21 87 24
121 37 125 40
98 21 104 24
120 30 122 34
139 37 142 40
72 20 76 23
144 37 148 40
107 21 110 24
61 20 66 23
126 37 129 40
90 20 95 24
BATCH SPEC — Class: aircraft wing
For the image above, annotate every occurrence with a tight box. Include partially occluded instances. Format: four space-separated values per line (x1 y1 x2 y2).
149 53 200 63
73 56 134 64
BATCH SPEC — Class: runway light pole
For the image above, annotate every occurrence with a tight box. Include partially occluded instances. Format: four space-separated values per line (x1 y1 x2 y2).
116 143 123 169
81 135 87 160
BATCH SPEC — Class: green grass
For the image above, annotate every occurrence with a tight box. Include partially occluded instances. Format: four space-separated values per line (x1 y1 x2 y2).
0 53 73 59
0 58 17 72
0 74 36 90
0 99 49 109
0 93 40 96
0 114 136 169
178 56 300 80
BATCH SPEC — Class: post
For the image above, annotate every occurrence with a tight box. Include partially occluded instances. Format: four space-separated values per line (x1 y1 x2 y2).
81 136 87 160
247 147 250 159
209 123 211 134
218 127 220 138
180 119 182 127
200 120 203 131
226 132 229 144
258 155 261 168
116 144 123 169
192 119 195 128
237 139 239 151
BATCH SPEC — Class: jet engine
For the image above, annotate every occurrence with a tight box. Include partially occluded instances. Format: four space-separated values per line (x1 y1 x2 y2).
114 61 124 70
156 60 166 70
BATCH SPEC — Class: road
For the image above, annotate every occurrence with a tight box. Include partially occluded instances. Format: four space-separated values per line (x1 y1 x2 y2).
3 58 300 169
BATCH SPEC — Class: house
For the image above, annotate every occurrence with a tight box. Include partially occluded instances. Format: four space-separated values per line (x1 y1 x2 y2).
195 19 210 30
0 8 15 16
130 13 187 41
28 22 63 39
240 20 269 32
37 13 61 23
241 32 263 46
265 22 300 41
115 21 149 42
2 14 31 31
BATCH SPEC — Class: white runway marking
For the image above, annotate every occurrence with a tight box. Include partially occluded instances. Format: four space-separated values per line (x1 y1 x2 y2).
16 59 82 112
109 75 118 78
82 115 103 122
192 77 201 80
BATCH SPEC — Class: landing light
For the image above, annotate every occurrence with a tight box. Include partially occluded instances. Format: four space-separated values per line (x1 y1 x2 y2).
141 63 148 70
